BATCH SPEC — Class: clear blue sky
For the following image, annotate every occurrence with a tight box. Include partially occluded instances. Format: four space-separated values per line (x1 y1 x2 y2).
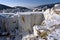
0 0 60 7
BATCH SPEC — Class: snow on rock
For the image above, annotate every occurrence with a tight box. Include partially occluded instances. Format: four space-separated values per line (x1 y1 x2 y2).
22 7 60 40
47 29 60 40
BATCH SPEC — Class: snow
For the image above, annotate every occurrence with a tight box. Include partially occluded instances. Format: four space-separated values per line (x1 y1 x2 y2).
39 8 60 40
1 8 60 40
18 12 43 15
47 29 60 40
22 8 60 40
32 18 60 40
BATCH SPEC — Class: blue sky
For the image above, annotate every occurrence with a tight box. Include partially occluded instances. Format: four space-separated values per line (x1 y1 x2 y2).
0 0 60 8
